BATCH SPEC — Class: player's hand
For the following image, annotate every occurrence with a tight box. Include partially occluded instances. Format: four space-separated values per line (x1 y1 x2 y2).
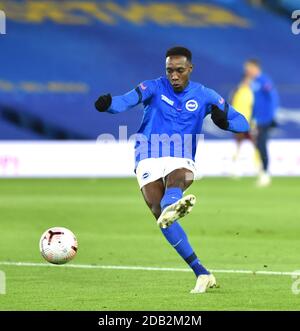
95 94 112 112
211 105 229 130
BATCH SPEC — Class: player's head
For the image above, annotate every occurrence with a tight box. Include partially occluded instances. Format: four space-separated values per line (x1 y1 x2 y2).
244 59 261 79
165 46 193 92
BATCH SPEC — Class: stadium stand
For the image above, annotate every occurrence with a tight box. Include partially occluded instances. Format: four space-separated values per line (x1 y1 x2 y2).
0 0 299 140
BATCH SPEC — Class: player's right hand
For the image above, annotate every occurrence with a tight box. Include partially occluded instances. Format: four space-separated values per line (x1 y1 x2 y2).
95 94 112 112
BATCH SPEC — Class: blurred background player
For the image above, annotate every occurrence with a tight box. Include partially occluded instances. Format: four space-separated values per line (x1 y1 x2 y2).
94 46 249 293
244 59 279 186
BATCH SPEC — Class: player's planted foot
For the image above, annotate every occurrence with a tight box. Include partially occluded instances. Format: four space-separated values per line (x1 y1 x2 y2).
157 194 196 228
256 171 271 187
190 274 217 294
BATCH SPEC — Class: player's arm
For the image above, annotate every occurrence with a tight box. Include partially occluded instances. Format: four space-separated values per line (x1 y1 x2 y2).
94 80 156 114
206 88 249 133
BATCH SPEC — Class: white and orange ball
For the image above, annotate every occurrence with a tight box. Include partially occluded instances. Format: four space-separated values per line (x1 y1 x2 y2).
39 227 78 264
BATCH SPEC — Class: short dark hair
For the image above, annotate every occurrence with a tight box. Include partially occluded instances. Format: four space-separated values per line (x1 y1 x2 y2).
166 46 192 62
246 58 261 68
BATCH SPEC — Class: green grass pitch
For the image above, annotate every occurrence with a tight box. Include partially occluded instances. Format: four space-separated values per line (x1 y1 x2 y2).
0 177 300 311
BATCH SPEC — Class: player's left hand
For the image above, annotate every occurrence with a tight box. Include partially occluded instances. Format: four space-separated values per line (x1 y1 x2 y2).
95 94 112 112
211 105 229 130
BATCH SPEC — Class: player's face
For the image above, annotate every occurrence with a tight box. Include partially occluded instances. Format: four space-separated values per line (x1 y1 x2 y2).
244 62 261 79
166 56 193 92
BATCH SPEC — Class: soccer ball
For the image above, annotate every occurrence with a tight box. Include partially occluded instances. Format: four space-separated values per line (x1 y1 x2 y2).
39 227 78 265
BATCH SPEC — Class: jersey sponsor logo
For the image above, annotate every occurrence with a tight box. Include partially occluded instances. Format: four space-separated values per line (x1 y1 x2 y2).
185 99 198 111
218 97 224 105
161 94 174 106
142 172 150 179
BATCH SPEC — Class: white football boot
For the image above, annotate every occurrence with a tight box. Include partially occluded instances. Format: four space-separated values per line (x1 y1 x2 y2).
256 171 271 187
157 194 196 229
190 274 217 294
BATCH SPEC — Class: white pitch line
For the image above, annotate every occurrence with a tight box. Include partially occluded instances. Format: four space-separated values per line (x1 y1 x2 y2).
0 261 299 277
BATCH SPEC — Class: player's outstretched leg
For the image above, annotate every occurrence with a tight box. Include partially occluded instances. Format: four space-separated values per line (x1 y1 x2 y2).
159 169 216 293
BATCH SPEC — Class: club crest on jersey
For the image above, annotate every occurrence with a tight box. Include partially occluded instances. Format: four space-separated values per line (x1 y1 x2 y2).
185 100 198 112
161 94 174 106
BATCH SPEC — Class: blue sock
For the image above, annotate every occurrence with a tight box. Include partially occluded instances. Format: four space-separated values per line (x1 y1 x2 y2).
160 188 209 277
